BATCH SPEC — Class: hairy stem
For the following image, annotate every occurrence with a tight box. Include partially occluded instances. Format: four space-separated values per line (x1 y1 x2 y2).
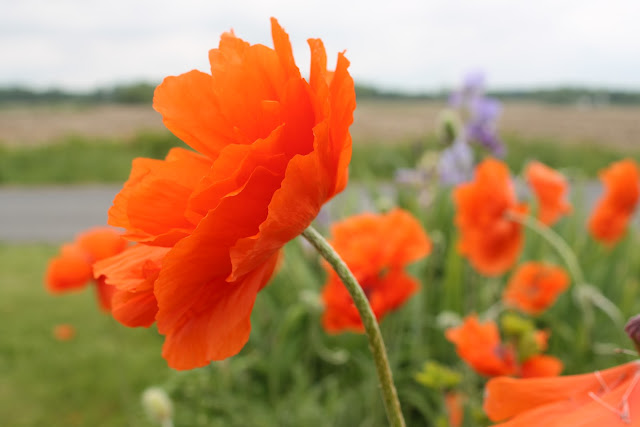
302 226 406 427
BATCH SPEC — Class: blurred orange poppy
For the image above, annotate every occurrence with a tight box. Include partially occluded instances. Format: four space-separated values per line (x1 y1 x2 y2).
484 361 640 426
321 209 431 333
53 324 76 341
45 226 127 311
453 159 527 276
445 315 518 377
106 18 355 369
446 315 562 378
503 262 570 315
525 161 572 226
589 159 640 245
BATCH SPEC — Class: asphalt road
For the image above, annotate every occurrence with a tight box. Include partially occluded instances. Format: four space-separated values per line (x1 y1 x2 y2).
0 185 121 243
0 181 603 243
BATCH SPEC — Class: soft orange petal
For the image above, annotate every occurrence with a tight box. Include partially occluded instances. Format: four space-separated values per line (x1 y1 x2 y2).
108 148 211 246
153 71 234 159
160 251 279 369
503 262 570 314
525 161 572 226
45 243 93 293
454 159 525 276
111 288 158 328
76 227 127 262
484 361 639 422
588 159 640 245
94 244 168 326
520 355 564 378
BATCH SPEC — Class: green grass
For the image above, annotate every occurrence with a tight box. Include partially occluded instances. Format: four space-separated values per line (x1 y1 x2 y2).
4 176 640 425
3 131 640 185
0 244 167 427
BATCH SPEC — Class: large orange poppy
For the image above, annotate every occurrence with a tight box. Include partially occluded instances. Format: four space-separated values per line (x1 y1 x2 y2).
525 161 572 226
104 18 355 369
453 159 527 276
484 361 640 426
502 262 570 315
588 159 640 245
45 226 127 310
321 209 431 333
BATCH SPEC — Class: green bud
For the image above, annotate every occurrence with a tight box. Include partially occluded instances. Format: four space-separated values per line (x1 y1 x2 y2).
436 109 462 146
414 361 462 390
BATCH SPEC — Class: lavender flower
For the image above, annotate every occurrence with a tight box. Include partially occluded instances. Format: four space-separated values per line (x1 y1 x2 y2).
438 138 473 185
449 71 505 157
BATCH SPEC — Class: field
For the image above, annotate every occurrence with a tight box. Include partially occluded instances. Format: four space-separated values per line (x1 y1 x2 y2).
2 100 640 148
2 99 640 426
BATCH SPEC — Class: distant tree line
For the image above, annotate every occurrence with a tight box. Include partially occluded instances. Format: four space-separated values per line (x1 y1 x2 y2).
0 82 156 105
1 82 639 106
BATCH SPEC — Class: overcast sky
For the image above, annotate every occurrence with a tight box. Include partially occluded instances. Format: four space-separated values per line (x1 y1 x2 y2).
2 0 639 92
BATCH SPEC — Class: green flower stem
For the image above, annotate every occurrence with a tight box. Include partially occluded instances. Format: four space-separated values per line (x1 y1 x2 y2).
301 226 406 427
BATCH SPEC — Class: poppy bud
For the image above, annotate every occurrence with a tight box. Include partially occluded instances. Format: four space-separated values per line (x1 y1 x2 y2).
624 314 640 354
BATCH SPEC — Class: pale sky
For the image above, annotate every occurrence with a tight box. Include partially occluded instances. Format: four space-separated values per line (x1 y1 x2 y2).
2 0 639 92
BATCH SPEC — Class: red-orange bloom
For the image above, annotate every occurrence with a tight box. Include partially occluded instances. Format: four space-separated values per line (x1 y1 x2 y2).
453 159 527 276
102 18 355 369
589 159 640 245
445 315 518 377
484 361 640 426
45 227 127 310
321 209 431 333
503 262 570 315
525 161 572 226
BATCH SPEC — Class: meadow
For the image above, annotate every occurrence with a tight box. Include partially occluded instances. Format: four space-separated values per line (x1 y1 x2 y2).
2 99 640 426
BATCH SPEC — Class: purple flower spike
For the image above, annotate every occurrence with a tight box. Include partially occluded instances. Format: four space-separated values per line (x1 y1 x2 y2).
438 139 474 185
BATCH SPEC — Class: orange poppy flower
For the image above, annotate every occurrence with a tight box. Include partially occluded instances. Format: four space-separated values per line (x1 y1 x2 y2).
502 262 570 315
45 227 127 310
484 361 640 426
446 315 563 378
105 18 355 369
453 159 527 276
525 161 572 226
321 209 431 333
445 315 518 377
589 159 640 245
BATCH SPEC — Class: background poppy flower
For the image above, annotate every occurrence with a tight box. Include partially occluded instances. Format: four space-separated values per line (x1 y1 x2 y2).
45 226 127 311
53 324 76 341
321 209 431 333
453 158 527 276
588 159 640 245
525 161 572 226
503 262 570 315
445 315 518 377
106 18 355 369
484 361 640 426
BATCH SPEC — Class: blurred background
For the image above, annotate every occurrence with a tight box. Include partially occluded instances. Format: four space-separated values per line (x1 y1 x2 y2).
1 1 640 426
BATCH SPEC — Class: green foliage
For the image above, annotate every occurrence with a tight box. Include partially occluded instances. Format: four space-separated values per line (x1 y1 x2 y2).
0 244 165 427
0 132 184 185
3 131 640 185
